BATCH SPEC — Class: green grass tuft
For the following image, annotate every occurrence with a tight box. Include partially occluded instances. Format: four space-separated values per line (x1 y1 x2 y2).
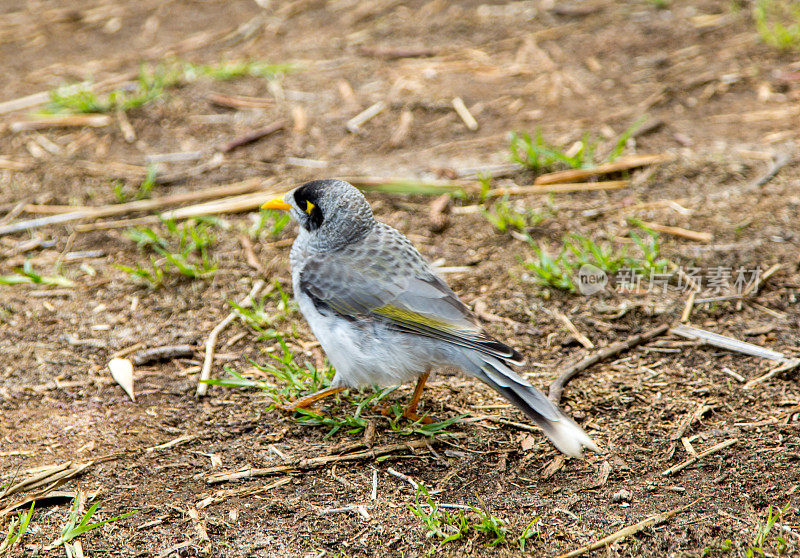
523 229 669 293
753 0 800 51
746 503 791 557
118 218 219 287
0 260 74 288
0 502 35 553
482 194 553 234
471 505 508 547
509 117 646 173
43 59 294 116
250 208 292 239
54 492 136 546
409 485 471 544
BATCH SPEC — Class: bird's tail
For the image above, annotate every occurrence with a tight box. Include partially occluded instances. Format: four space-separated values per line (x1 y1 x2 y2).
471 356 599 458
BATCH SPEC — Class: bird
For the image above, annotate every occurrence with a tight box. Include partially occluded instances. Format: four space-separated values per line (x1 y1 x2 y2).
262 179 599 457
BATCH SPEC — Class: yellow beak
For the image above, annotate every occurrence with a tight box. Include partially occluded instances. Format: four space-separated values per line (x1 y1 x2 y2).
262 195 292 211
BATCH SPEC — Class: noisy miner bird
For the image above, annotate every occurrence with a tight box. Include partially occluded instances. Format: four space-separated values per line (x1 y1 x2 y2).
262 179 599 457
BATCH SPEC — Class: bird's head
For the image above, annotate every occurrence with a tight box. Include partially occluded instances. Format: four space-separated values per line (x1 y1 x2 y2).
262 179 375 248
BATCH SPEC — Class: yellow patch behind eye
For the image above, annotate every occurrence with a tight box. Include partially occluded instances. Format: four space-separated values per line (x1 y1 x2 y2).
305 200 315 214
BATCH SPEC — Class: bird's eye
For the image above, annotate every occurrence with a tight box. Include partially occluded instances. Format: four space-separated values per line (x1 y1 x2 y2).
304 200 315 214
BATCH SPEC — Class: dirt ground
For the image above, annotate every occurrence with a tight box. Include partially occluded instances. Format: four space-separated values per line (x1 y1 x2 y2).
1 1 799 556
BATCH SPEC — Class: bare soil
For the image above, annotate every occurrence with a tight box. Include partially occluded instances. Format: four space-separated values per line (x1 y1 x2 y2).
1 1 799 557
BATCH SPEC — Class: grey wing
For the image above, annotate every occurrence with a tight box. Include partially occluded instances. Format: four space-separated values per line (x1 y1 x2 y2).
298 230 522 364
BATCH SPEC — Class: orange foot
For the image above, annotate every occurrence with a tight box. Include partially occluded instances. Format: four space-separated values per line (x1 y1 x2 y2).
276 386 344 412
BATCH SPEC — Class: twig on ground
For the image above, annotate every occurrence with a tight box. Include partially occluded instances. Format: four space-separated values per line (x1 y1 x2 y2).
74 189 284 232
542 455 565 479
358 46 436 59
346 101 386 133
0 178 267 235
155 152 224 184
556 500 697 558
10 114 111 132
451 97 478 131
487 180 628 197
0 201 28 227
720 367 745 383
206 435 464 484
0 461 93 503
208 92 274 109
389 110 413 147
386 467 423 491
187 507 209 542
145 434 198 453
661 438 738 476
131 345 197 366
633 220 712 242
196 478 291 509
549 324 670 403
0 159 32 172
680 291 696 323
116 109 136 143
742 263 780 298
0 71 138 115
196 280 266 397
146 151 206 164
534 153 675 185
320 505 371 520
552 309 594 349
670 404 714 441
239 234 265 274
743 358 800 389
214 119 286 153
748 152 793 189
428 193 450 233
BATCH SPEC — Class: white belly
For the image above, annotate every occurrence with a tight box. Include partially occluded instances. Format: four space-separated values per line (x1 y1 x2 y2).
295 289 432 388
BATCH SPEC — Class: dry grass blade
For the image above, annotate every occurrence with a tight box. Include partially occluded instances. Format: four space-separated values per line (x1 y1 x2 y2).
0 490 76 517
670 324 786 362
556 500 697 558
534 153 675 185
0 461 93 501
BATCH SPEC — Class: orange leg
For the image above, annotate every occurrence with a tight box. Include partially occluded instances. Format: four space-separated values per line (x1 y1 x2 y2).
402 372 435 424
277 386 345 411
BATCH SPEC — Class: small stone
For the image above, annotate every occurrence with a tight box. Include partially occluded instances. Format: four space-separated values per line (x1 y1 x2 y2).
612 488 632 503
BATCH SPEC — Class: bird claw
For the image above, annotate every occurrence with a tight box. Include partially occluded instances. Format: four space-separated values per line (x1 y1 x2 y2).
371 403 437 424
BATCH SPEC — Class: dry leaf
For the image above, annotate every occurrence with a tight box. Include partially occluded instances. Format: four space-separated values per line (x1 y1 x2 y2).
519 433 537 452
108 357 135 402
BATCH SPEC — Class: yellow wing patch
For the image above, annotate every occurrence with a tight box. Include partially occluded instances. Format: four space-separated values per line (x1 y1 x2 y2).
373 304 459 332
